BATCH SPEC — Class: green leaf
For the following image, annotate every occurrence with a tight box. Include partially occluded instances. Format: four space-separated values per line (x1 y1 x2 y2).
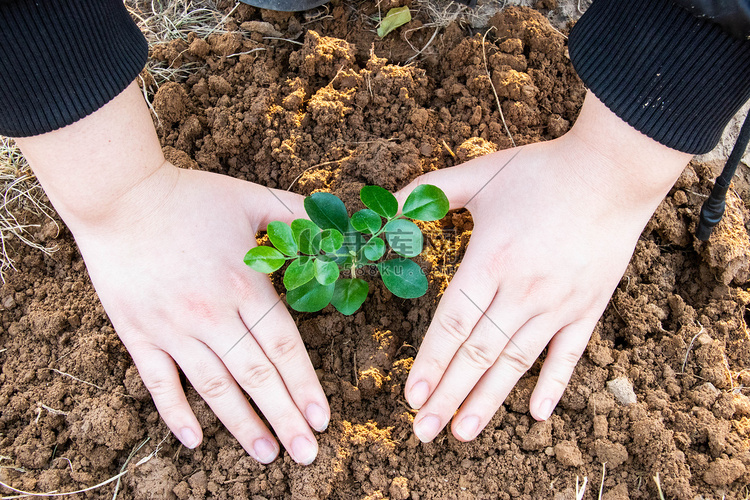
291 219 320 255
343 221 367 252
351 209 382 234
377 6 411 38
304 192 349 234
286 279 335 312
384 219 423 258
360 185 398 219
267 221 297 256
315 258 340 285
283 257 315 290
401 184 449 221
319 229 344 253
377 258 428 298
244 246 286 273
331 279 369 315
362 236 386 261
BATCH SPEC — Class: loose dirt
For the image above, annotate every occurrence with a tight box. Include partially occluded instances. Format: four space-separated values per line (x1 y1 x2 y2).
2 2 750 499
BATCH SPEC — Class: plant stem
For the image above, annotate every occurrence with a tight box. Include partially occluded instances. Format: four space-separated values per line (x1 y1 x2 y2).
371 214 403 240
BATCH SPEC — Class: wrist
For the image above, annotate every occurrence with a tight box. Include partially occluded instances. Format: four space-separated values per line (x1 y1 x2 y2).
14 81 173 234
559 91 692 211
62 160 180 237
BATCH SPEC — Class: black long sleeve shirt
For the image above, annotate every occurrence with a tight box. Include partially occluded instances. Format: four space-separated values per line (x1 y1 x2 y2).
0 0 749 155
0 0 147 137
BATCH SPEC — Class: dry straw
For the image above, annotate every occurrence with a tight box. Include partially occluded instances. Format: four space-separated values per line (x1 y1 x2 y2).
0 137 58 282
125 0 241 86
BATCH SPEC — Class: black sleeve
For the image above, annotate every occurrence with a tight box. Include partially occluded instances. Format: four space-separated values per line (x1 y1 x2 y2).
568 0 750 155
671 0 750 39
0 0 148 138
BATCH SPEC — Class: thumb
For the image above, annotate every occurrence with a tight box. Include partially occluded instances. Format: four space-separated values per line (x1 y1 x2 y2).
255 186 306 229
394 147 523 211
393 163 477 212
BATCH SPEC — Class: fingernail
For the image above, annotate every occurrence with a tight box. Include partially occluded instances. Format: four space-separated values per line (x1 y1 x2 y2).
454 416 480 441
291 436 318 465
538 398 554 420
305 403 329 432
414 415 441 443
179 427 200 449
253 438 278 464
407 381 430 409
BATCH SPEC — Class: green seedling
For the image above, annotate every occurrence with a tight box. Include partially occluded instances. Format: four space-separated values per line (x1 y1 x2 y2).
244 184 449 315
377 6 411 38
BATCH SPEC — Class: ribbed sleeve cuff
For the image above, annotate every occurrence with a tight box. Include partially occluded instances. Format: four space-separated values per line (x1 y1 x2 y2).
569 0 750 155
0 0 148 137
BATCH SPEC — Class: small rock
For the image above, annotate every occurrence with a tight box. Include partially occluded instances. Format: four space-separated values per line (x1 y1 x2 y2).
607 377 637 405
240 21 283 38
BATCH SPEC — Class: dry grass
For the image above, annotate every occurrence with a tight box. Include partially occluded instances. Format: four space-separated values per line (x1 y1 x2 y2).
125 0 237 45
404 0 514 62
125 0 241 87
0 138 58 282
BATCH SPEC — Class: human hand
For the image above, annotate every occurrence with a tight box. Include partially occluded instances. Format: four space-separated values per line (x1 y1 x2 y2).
397 92 691 443
71 164 329 464
15 82 328 465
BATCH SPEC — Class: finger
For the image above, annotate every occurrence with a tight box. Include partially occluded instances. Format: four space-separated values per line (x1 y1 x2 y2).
128 344 203 449
237 288 330 433
404 243 498 410
393 164 476 211
411 304 537 443
393 147 523 210
173 338 281 464
449 314 559 442
255 186 306 227
207 319 320 466
528 319 596 421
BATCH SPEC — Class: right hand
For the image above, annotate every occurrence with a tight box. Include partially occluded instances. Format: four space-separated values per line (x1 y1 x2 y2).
72 163 328 465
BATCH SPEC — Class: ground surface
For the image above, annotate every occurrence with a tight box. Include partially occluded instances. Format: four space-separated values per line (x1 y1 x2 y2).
2 1 750 499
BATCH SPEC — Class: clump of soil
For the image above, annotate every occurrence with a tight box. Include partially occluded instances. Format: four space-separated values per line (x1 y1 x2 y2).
2 3 750 499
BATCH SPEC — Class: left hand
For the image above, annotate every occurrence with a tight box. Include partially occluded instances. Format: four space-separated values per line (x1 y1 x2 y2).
397 91 691 443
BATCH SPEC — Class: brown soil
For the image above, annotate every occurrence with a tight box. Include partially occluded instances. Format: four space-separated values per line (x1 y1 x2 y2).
2 2 750 499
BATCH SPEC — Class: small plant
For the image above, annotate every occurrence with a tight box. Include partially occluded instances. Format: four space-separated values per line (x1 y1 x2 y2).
244 185 449 315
